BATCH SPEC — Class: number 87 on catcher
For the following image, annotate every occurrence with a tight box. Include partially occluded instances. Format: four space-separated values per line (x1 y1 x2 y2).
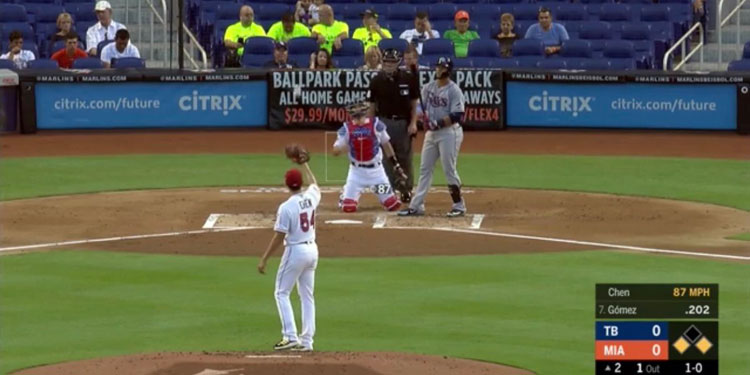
331 101 408 213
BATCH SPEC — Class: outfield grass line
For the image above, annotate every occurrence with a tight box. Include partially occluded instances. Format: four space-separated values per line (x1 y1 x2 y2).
0 227 262 254
382 226 750 261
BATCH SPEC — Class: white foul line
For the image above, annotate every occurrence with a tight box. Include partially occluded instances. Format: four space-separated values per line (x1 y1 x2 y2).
381 226 750 261
0 227 262 253
244 354 303 359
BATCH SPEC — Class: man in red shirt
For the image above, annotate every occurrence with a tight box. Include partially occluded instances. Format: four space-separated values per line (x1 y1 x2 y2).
51 32 88 69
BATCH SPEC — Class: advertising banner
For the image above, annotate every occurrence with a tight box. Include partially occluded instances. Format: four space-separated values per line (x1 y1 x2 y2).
35 81 267 129
506 81 736 129
267 69 503 130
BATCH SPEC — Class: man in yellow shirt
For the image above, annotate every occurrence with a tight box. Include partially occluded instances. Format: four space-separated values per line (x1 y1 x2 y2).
352 9 391 53
311 5 348 54
267 12 311 43
224 5 266 57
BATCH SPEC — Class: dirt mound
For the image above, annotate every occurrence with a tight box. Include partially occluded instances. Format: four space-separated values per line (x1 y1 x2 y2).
12 351 534 375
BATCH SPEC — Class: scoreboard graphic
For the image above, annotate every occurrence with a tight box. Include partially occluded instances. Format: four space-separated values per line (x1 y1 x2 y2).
595 284 718 375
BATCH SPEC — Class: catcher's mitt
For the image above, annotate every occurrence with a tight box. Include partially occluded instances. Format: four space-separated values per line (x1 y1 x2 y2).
392 164 411 203
285 143 310 164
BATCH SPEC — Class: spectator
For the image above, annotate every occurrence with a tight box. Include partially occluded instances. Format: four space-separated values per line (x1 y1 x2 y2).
401 45 428 70
1 31 35 69
309 48 333 70
263 42 297 69
51 32 88 69
443 10 479 58
399 11 440 55
359 45 382 70
352 9 392 53
693 0 706 38
100 29 140 68
295 0 319 26
49 12 74 55
267 12 311 43
495 13 519 57
86 1 127 56
524 7 569 56
311 5 348 55
224 5 266 67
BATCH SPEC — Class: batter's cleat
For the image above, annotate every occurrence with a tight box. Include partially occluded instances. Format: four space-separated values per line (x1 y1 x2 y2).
273 339 299 350
290 344 313 352
397 208 423 216
446 209 466 218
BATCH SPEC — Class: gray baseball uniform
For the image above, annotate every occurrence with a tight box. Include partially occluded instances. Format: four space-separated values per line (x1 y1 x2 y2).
409 79 465 213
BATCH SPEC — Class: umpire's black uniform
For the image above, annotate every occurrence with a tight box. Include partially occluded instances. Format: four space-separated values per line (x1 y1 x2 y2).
368 55 419 197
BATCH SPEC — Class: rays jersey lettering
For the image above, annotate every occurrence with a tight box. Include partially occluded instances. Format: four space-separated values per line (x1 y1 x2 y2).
334 117 391 163
274 184 321 245
421 81 465 124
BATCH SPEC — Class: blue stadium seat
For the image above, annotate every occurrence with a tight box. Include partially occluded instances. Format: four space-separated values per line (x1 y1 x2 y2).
490 58 520 68
378 38 409 54
743 42 750 59
371 4 390 18
65 3 99 23
603 40 635 58
257 3 291 21
512 4 539 21
640 5 670 22
560 39 593 58
215 2 241 20
728 59 750 71
0 59 17 69
487 0 524 4
336 38 363 56
579 0 614 4
332 56 362 69
97 39 113 56
621 23 653 68
513 39 544 56
619 0 653 3
514 56 543 67
342 3 371 19
24 4 64 23
0 4 28 22
387 4 416 21
429 4 459 21
50 40 85 55
579 21 612 53
536 58 567 69
385 20 411 35
27 59 59 69
555 4 588 21
608 58 636 70
573 59 607 69
453 58 473 68
286 36 318 67
111 57 146 68
240 40 273 68
422 38 454 56
598 4 632 22
432 20 454 35
471 4 503 25
72 57 105 69
467 39 502 57
0 23 34 41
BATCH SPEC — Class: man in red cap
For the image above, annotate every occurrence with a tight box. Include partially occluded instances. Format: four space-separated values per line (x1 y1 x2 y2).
443 10 480 58
257 160 320 352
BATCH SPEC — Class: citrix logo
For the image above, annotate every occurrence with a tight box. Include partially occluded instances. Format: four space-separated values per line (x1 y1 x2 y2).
178 90 244 116
528 91 593 117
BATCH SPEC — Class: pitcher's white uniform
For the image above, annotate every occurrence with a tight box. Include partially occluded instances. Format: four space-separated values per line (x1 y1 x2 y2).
334 117 401 212
273 183 321 350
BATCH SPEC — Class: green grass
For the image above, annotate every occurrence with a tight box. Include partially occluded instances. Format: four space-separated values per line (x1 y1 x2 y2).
2 154 749 210
1 153 749 374
726 232 750 241
0 251 748 375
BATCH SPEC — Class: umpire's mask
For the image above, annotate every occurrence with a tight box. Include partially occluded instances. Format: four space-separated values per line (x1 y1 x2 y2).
382 48 402 77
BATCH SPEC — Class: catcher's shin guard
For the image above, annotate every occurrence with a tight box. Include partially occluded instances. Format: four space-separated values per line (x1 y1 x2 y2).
341 199 358 213
448 185 462 204
382 195 401 211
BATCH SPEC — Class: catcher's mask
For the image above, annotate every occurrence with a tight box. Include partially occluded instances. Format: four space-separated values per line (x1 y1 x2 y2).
346 101 370 119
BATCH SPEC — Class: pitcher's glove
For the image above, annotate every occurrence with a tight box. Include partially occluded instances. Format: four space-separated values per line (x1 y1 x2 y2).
285 143 310 164
391 158 411 203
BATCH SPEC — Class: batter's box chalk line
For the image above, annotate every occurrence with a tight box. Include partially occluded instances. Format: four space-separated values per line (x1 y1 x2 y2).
372 214 485 229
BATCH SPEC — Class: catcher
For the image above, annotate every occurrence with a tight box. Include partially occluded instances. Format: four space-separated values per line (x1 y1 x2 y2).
331 100 407 213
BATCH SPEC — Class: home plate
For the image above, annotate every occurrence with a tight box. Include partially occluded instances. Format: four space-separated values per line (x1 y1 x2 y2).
324 219 363 225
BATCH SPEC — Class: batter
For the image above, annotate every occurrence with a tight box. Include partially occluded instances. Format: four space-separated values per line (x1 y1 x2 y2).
258 162 320 352
399 57 466 217
332 101 408 213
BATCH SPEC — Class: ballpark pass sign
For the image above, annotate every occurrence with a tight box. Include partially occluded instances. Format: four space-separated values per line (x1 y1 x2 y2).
267 69 504 130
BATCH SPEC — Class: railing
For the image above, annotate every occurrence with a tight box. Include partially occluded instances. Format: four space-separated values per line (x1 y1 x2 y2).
126 0 208 70
717 0 748 66
663 22 704 71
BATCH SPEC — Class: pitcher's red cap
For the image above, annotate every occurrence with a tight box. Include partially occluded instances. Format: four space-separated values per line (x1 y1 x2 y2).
285 169 303 190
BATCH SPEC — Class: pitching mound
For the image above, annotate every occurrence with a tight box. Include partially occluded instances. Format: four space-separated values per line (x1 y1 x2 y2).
12 351 533 375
